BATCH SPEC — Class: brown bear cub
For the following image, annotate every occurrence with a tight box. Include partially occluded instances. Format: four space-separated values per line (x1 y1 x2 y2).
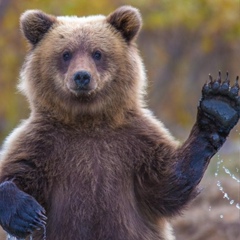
0 6 239 240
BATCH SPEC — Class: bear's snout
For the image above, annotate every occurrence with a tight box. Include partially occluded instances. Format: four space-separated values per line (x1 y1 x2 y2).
73 71 91 90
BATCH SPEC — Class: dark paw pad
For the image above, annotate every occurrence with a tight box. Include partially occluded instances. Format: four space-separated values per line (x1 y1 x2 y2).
199 72 240 133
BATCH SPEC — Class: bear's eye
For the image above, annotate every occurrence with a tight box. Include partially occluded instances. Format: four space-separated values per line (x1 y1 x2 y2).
62 51 72 62
92 50 102 61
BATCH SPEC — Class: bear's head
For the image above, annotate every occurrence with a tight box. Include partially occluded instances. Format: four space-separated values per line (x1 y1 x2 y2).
19 6 146 123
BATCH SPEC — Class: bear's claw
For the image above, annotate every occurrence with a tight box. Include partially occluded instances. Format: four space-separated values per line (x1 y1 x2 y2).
202 72 240 113
203 72 238 95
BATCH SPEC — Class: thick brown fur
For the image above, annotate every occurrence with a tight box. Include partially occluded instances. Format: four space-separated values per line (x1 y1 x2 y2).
0 5 239 240
0 6 178 240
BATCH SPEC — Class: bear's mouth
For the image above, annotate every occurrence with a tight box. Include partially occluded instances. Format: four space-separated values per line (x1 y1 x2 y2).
69 88 97 100
66 77 98 99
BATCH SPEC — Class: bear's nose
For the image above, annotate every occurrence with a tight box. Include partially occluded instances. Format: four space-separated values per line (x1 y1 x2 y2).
73 71 91 90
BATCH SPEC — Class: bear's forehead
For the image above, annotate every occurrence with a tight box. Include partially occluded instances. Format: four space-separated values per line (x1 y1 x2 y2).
40 15 123 54
53 15 113 43
57 15 105 23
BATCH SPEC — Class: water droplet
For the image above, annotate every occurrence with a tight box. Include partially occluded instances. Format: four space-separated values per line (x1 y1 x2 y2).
208 206 212 211
231 174 240 183
6 235 24 240
7 235 14 240
223 193 229 200
215 154 240 211
223 167 230 175
220 214 224 219
29 235 33 240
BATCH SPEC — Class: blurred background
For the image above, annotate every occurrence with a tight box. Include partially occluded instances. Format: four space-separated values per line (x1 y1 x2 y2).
0 0 239 239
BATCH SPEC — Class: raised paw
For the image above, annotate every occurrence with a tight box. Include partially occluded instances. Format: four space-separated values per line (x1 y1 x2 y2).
198 72 240 136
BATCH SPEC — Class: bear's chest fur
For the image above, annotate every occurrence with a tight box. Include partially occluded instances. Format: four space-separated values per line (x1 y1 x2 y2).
49 130 136 206
39 126 160 240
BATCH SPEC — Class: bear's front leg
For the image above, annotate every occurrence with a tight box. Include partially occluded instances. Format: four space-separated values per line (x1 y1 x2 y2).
174 72 239 204
135 73 239 218
0 181 47 238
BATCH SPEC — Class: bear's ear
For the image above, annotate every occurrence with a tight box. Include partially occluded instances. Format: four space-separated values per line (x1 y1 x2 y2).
106 6 142 43
20 10 56 45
